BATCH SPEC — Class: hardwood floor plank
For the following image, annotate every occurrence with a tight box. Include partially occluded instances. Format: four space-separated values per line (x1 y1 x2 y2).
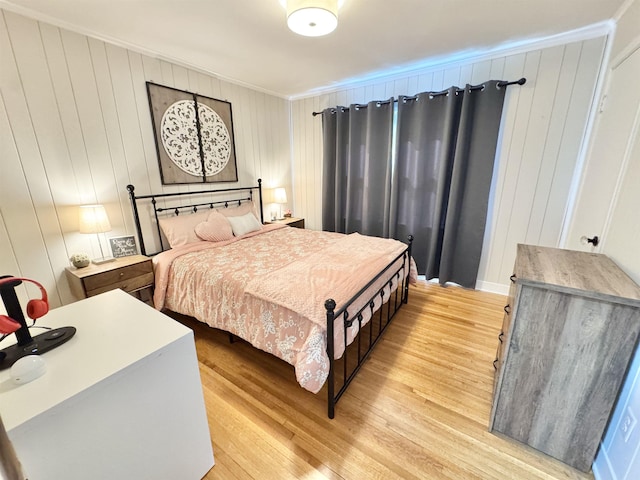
172 282 594 479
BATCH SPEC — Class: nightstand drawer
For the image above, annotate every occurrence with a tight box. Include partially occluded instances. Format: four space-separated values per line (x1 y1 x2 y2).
86 271 154 297
83 261 153 292
284 218 304 229
265 217 305 229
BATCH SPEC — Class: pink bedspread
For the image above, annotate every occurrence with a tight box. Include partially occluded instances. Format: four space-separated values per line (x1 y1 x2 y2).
153 226 414 394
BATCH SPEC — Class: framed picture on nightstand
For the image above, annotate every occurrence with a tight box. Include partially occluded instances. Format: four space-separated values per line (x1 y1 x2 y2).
109 235 138 258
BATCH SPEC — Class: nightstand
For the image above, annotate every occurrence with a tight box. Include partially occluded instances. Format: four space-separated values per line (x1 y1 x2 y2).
266 217 305 229
65 254 154 301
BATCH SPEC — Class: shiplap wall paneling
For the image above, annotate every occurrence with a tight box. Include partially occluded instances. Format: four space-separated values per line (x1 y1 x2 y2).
524 44 593 244
482 49 554 285
539 38 608 246
306 95 321 224
291 99 303 223
476 51 554 288
47 29 119 275
290 37 606 292
484 38 605 285
132 53 170 201
1 10 291 305
2 12 76 306
131 55 167 254
475 53 527 289
0 95 52 311
60 30 125 265
106 43 152 232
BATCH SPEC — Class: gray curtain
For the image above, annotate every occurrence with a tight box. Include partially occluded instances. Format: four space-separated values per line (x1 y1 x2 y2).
391 81 506 287
322 100 394 236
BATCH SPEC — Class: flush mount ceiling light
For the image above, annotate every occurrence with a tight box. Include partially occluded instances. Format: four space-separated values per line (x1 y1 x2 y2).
283 0 342 37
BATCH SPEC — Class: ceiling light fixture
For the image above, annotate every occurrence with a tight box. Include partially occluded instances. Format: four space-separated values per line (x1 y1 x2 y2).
284 0 341 37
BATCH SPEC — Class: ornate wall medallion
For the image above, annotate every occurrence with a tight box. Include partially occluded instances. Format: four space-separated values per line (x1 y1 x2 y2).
147 82 238 184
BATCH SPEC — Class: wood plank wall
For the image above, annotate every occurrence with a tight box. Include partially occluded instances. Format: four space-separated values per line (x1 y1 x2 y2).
0 7 610 309
0 10 291 308
290 36 607 293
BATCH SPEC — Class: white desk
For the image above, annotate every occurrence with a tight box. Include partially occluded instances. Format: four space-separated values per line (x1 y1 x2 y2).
0 289 214 480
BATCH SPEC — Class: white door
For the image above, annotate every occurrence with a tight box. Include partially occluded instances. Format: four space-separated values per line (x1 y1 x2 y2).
565 46 640 254
600 48 640 284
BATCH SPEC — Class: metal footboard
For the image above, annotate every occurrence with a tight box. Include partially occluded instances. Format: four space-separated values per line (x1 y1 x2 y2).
324 235 413 418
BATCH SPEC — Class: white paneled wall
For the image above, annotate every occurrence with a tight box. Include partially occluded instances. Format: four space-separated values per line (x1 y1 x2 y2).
290 36 607 293
0 7 610 306
0 10 291 307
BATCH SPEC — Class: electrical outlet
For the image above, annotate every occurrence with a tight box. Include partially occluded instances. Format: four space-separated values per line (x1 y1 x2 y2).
621 407 637 443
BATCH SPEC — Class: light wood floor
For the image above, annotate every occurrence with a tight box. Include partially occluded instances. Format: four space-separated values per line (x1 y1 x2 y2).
175 281 594 479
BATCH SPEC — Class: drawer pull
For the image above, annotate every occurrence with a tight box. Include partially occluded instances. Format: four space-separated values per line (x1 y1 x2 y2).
504 304 511 314
493 358 498 370
120 272 124 277
510 274 516 283
499 332 504 343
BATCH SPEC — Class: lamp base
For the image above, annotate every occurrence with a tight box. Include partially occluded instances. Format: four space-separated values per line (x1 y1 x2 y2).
0 326 77 370
92 256 115 265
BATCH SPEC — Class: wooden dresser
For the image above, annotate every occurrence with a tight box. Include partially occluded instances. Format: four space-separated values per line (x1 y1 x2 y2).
490 244 640 472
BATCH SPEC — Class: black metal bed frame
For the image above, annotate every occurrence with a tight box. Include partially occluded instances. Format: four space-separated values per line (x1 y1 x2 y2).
127 180 264 256
127 180 413 418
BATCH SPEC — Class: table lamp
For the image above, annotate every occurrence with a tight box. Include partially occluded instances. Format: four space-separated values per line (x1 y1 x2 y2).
274 187 287 220
79 204 114 264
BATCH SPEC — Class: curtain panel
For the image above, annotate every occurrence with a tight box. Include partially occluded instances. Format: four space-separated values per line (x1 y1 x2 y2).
321 81 506 288
393 81 506 287
322 100 394 237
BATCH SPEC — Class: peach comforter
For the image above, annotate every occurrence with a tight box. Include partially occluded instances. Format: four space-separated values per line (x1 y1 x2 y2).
153 225 414 394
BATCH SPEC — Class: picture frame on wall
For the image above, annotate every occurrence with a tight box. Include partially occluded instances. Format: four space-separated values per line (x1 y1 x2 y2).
109 235 138 258
146 82 239 185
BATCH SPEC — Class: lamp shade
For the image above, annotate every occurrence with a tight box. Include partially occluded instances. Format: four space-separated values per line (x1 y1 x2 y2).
287 0 338 37
274 188 288 204
79 205 112 234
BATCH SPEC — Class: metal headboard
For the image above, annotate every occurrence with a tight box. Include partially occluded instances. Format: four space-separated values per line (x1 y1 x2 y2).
127 179 263 256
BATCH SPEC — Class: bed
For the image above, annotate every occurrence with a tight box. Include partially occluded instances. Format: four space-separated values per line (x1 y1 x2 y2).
127 180 415 418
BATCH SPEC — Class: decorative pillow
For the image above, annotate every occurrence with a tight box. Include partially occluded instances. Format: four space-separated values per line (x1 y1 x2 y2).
217 202 259 221
158 210 210 247
226 212 263 237
194 211 234 242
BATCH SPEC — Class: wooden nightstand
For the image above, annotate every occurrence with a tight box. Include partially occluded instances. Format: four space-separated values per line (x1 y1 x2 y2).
65 254 154 301
266 217 305 229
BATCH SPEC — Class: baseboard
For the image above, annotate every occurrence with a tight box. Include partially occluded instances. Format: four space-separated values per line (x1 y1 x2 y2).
475 280 509 296
417 276 509 295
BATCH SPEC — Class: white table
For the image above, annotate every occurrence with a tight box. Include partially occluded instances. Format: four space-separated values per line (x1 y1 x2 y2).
0 289 214 480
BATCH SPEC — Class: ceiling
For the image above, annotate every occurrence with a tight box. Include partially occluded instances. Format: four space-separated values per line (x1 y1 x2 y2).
0 0 626 98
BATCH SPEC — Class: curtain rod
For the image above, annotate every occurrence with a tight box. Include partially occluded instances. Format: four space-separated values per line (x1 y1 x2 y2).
311 77 526 116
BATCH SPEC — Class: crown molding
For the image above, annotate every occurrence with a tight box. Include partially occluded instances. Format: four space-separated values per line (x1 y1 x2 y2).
290 20 615 100
0 1 616 102
0 1 289 100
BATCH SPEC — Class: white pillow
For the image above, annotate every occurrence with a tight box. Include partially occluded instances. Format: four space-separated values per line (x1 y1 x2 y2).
227 212 263 237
